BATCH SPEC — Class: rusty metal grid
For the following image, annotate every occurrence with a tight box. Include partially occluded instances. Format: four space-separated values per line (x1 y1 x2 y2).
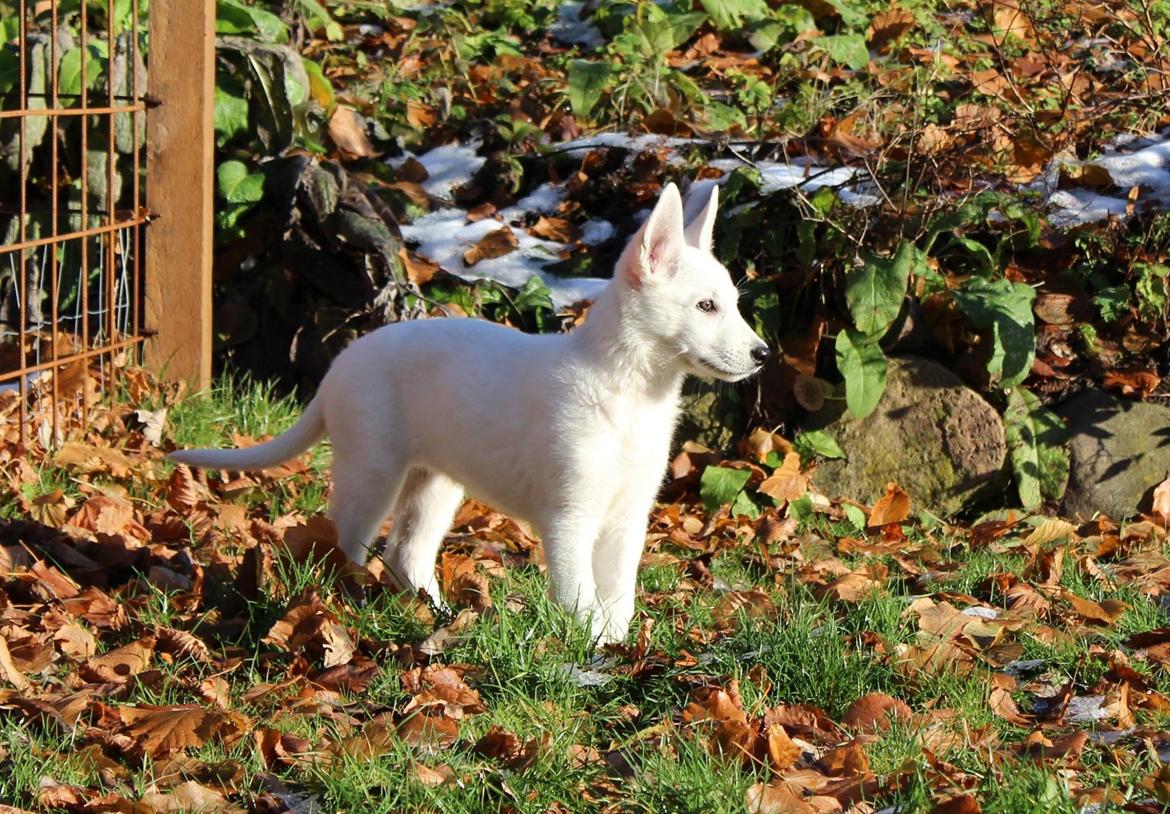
0 0 149 447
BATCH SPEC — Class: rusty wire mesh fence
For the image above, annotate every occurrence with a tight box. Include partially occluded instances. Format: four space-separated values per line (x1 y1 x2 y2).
1 0 149 447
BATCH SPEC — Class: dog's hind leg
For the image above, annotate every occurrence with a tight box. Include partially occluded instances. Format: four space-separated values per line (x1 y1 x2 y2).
328 437 408 566
382 467 463 605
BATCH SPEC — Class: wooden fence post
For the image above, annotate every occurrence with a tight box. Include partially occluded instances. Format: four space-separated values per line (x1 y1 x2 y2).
145 0 215 388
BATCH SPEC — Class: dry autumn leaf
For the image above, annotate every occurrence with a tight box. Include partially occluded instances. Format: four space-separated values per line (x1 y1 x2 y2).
81 637 155 683
867 482 911 528
398 247 443 287
841 692 912 732
745 782 816 814
114 704 250 757
758 452 807 504
328 105 380 158
1152 475 1170 526
139 780 243 813
463 227 519 267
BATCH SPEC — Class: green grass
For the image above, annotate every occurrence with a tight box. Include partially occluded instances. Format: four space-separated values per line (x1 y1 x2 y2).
5 374 1170 812
166 372 332 518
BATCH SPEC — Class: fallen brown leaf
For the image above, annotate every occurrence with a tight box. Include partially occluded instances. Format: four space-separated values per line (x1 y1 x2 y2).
328 105 380 159
463 227 518 267
841 692 912 732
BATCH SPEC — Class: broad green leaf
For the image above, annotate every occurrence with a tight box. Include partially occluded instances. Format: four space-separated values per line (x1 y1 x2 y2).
214 86 249 144
794 430 845 460
700 466 752 512
567 60 612 119
823 0 868 28
216 160 265 204
844 503 867 530
628 7 706 53
1004 388 1069 509
835 329 887 419
57 43 106 107
301 57 335 111
216 0 289 42
953 278 1036 388
818 33 869 70
748 6 817 51
700 0 769 30
513 275 554 315
788 493 814 522
845 240 918 336
731 489 762 519
702 102 747 132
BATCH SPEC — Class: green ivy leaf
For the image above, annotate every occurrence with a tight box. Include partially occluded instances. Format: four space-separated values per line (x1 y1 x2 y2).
835 329 887 419
700 466 752 512
953 278 1036 388
845 240 919 336
794 430 845 460
214 86 249 145
217 160 265 205
700 0 769 30
818 33 869 70
1004 388 1069 509
567 60 612 119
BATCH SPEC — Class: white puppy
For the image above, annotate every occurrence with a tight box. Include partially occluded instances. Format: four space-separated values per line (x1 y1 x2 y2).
170 183 768 643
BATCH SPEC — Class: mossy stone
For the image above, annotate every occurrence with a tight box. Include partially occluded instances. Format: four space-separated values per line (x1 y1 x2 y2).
803 356 1008 516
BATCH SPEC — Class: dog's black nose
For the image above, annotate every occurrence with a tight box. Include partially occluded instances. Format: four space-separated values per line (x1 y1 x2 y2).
751 345 770 365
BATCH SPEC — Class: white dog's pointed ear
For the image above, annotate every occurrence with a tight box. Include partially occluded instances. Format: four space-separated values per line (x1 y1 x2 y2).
625 182 685 287
683 184 718 252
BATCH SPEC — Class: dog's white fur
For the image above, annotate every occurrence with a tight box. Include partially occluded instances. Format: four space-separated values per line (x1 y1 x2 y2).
170 183 767 643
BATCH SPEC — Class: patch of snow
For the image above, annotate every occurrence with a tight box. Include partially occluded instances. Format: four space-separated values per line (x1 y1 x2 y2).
497 182 567 221
1066 695 1109 723
396 132 1170 307
555 657 616 687
553 132 697 153
551 1 603 49
1002 658 1046 678
1045 189 1132 229
399 208 606 308
581 219 615 245
390 142 485 199
1036 131 1170 227
961 606 1000 619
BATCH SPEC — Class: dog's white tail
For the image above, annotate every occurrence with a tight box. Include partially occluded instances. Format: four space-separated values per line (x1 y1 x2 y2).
168 396 326 471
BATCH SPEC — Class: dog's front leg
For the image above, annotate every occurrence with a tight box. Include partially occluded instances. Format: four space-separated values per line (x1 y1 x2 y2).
539 508 604 639
591 515 648 644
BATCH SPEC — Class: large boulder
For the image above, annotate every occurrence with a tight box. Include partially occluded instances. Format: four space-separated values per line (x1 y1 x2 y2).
1058 389 1170 519
803 356 1008 516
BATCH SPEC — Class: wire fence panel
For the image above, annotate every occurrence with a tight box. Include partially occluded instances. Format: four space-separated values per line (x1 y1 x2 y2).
0 0 153 447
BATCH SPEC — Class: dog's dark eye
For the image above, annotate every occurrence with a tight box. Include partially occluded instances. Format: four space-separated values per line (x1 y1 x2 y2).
697 299 717 313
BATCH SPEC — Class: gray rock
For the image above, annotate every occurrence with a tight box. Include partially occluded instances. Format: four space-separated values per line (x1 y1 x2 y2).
677 383 745 451
803 356 1008 516
1058 389 1170 519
